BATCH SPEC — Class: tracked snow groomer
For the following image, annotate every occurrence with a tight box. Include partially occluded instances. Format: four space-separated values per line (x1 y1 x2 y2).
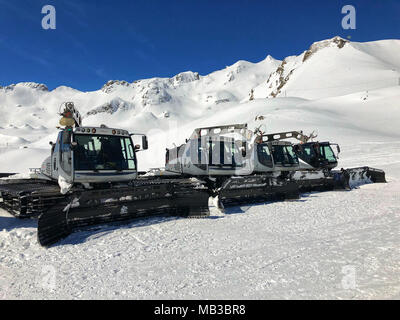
165 123 386 207
165 124 301 207
259 130 386 190
0 102 209 246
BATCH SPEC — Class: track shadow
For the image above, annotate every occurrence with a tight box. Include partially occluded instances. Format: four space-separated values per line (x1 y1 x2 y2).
299 192 319 198
57 215 181 246
224 200 279 214
46 194 315 247
224 206 249 214
207 216 225 220
0 214 36 231
56 214 223 247
224 197 310 215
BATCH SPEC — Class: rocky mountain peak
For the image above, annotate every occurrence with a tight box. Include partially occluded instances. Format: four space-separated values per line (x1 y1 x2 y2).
171 71 200 86
101 80 131 93
1 82 49 92
303 36 348 62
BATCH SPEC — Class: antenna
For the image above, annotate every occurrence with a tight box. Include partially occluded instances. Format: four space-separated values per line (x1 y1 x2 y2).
308 131 318 141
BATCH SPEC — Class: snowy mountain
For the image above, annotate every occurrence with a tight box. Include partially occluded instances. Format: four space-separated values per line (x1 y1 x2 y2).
1 36 400 300
253 36 400 99
0 36 399 172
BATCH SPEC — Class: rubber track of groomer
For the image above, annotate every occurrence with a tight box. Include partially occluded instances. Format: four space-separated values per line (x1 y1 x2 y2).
37 178 210 246
217 175 300 208
0 179 63 217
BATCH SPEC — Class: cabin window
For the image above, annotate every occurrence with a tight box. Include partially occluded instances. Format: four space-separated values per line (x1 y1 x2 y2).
320 145 337 163
74 134 136 171
271 145 299 166
257 144 273 167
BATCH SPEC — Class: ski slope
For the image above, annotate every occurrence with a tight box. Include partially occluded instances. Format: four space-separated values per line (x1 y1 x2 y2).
0 37 400 299
1 151 399 299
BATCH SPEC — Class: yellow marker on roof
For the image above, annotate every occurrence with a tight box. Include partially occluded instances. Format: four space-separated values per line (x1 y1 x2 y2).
59 117 75 127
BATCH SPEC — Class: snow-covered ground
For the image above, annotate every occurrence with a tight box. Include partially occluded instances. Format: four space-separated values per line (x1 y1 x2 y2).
1 36 400 299
1 150 399 299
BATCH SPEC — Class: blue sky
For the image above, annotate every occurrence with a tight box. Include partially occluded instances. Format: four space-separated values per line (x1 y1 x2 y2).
0 0 399 91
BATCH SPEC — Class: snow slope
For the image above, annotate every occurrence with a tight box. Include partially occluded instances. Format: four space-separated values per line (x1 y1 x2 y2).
1 36 400 299
254 37 400 100
1 152 399 299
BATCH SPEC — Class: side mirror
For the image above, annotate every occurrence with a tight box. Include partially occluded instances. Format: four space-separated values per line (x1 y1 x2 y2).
142 135 149 150
49 141 54 146
336 145 341 154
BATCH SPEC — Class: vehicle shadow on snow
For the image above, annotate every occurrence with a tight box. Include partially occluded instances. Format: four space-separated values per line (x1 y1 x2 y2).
53 196 314 246
0 215 36 231
299 192 320 199
224 206 250 214
56 214 223 246
56 216 179 246
224 198 310 215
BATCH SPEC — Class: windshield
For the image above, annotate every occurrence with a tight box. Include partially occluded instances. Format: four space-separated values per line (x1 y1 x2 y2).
320 145 337 163
294 143 337 166
73 134 136 171
271 145 299 166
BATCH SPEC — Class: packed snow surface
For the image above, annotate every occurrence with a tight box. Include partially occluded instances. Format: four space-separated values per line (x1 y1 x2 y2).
0 37 399 299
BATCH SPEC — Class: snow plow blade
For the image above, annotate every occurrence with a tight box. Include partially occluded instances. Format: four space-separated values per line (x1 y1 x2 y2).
332 166 386 189
291 167 386 192
37 178 210 247
348 167 386 183
217 176 300 208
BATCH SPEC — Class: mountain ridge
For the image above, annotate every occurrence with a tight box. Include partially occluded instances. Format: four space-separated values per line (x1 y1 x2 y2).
0 36 399 172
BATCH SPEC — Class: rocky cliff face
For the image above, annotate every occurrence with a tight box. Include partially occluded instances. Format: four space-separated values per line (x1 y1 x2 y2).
101 80 131 94
0 82 49 92
302 36 348 62
255 36 351 99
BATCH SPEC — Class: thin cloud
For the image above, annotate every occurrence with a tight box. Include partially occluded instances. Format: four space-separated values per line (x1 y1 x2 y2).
62 0 90 29
63 32 90 56
92 67 109 80
0 0 38 24
0 37 52 67
125 22 156 51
